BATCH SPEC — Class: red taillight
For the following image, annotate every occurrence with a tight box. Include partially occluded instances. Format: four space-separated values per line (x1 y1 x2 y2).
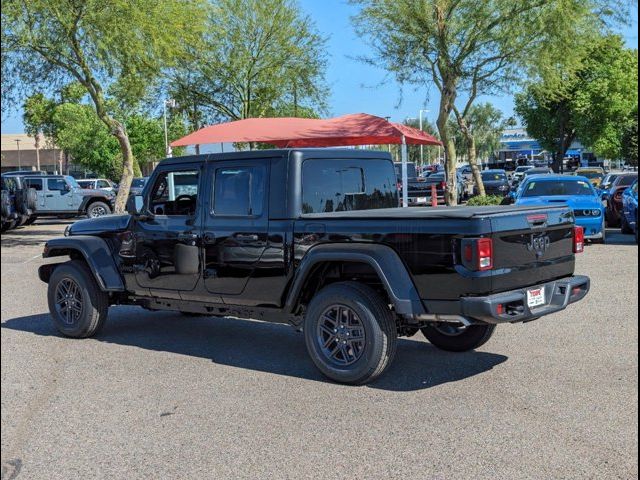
573 226 584 253
461 237 494 271
396 182 402 190
440 181 447 190
477 238 493 270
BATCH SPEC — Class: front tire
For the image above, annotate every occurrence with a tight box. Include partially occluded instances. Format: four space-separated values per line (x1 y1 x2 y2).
87 201 111 218
304 282 397 385
621 214 633 234
47 260 109 338
421 322 495 352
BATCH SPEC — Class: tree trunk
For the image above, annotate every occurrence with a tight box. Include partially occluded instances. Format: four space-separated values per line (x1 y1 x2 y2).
111 121 135 214
436 86 458 206
35 133 41 171
456 116 485 197
467 134 485 197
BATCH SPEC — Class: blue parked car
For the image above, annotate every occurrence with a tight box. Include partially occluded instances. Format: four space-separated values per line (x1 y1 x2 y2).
514 175 606 243
620 180 638 243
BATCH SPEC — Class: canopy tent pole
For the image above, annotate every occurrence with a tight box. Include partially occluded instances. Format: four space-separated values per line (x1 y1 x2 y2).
401 135 408 208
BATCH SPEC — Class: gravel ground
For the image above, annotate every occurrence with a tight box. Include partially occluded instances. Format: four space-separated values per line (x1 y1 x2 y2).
1 219 638 480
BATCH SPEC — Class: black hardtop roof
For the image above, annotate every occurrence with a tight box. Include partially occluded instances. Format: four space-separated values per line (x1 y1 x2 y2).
159 148 392 166
21 174 66 179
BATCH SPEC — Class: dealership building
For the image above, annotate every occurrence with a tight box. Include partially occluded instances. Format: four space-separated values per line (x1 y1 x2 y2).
494 128 596 168
0 133 66 174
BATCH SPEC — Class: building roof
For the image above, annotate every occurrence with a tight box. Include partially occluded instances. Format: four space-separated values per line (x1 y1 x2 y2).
1 133 57 151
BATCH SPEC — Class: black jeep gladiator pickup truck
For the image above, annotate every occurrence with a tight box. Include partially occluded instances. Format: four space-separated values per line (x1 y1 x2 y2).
39 149 590 384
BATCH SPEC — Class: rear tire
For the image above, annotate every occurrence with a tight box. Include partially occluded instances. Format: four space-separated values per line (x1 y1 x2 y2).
47 260 109 338
1 220 16 232
304 282 397 385
421 322 496 352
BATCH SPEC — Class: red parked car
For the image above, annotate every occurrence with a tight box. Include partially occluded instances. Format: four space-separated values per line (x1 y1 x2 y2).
604 173 638 227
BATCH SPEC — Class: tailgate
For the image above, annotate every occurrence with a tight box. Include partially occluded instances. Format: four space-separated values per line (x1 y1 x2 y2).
489 206 576 293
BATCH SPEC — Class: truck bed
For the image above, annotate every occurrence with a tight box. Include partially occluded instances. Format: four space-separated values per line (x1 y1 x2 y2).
300 205 567 219
295 204 576 302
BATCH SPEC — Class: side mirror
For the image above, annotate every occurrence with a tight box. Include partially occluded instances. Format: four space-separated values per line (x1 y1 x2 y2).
64 183 72 191
126 194 145 215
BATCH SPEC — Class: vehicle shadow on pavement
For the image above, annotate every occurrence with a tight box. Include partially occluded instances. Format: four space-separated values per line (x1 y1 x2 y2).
2 309 508 392
0 229 59 247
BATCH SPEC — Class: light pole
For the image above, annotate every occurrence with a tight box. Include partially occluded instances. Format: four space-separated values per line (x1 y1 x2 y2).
15 139 21 170
419 109 429 165
384 116 392 153
163 98 176 158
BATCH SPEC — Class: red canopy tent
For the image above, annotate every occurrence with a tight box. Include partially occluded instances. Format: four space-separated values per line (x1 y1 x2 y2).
170 113 442 207
170 113 441 148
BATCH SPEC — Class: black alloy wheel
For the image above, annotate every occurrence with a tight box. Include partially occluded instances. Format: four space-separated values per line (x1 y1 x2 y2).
54 277 84 325
316 304 367 367
304 282 397 385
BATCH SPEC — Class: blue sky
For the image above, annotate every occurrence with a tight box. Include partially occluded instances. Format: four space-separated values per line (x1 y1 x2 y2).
1 0 637 134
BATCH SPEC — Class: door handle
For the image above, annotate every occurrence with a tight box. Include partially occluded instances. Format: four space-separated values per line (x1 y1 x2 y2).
45 194 54 197
234 233 259 242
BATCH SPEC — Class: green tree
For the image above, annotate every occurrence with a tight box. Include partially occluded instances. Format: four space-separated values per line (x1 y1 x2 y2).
2 0 206 211
351 0 627 203
169 0 329 142
516 35 638 170
126 114 188 168
22 93 56 171
52 103 121 178
621 107 638 167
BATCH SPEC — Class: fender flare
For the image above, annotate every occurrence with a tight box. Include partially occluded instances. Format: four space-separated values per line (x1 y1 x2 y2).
285 243 425 316
40 235 125 291
79 195 111 214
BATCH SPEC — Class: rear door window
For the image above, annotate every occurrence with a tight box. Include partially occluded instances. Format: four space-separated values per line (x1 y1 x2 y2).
212 166 266 217
23 178 43 191
302 159 397 214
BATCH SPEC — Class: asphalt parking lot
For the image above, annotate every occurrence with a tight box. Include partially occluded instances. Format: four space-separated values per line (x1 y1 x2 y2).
1 220 638 480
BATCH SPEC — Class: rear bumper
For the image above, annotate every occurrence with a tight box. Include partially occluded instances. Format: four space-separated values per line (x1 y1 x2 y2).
458 275 590 324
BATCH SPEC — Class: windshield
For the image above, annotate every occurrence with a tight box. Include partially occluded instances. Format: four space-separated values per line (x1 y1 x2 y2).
65 176 80 188
525 169 550 176
516 166 532 172
616 175 638 186
394 163 417 178
578 172 603 180
523 179 594 197
131 178 147 188
481 171 507 181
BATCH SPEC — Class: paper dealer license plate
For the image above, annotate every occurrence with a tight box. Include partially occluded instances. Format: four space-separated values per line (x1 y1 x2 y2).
527 287 545 308
416 197 428 204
